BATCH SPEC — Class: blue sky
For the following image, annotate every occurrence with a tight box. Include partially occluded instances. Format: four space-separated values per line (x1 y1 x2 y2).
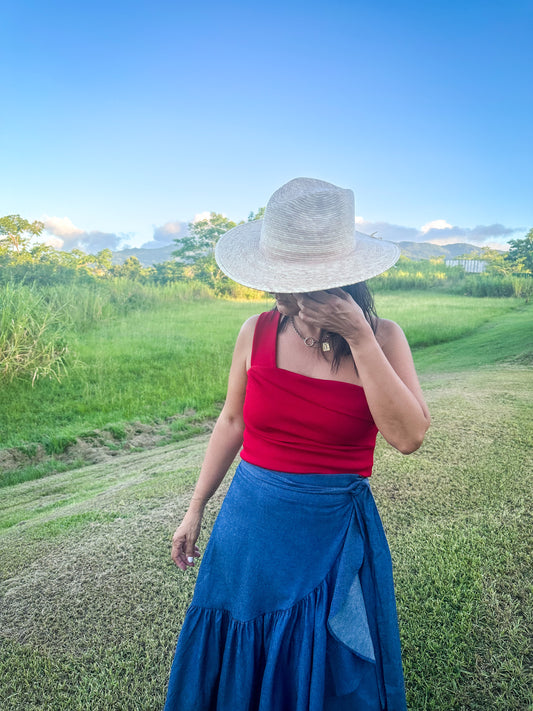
1 0 531 252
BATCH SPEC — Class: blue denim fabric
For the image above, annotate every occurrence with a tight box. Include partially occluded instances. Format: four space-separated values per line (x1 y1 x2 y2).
164 461 407 711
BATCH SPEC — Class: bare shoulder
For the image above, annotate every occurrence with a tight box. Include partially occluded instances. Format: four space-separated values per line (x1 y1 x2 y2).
374 318 408 351
240 313 261 334
237 314 260 346
236 314 261 369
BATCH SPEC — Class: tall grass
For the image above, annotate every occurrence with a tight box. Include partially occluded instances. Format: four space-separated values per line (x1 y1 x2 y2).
373 263 456 290
0 280 215 385
49 279 214 332
0 284 69 384
449 274 533 299
373 260 533 300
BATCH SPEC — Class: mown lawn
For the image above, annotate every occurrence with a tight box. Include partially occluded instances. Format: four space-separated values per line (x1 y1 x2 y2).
0 296 532 710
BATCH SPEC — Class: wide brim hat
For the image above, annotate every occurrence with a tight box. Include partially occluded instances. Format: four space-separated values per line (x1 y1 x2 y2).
215 177 400 293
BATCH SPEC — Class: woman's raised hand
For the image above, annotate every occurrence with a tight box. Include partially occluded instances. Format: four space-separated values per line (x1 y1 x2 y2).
295 289 373 344
171 509 203 571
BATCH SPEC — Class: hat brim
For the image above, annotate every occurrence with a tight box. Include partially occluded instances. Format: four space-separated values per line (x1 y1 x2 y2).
215 220 401 292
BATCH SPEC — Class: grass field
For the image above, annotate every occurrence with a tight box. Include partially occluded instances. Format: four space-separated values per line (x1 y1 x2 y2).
0 291 525 451
1 294 532 710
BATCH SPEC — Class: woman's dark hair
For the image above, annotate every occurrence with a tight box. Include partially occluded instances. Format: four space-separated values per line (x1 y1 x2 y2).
277 282 378 373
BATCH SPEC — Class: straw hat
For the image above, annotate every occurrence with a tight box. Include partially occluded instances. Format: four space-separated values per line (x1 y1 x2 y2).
214 177 400 293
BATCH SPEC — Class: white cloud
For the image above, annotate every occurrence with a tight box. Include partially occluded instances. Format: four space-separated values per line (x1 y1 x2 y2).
43 235 64 249
42 215 84 237
192 211 212 223
421 219 453 234
485 241 510 251
34 212 523 255
41 215 123 252
78 231 122 252
353 217 421 242
156 221 184 237
354 215 523 249
426 235 467 246
141 220 189 249
423 223 521 247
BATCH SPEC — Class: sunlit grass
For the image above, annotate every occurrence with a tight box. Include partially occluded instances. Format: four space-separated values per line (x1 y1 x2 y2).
0 292 525 451
375 292 522 347
0 299 269 448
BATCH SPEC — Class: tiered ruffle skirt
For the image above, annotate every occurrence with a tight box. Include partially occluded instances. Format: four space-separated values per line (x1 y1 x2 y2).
164 461 407 710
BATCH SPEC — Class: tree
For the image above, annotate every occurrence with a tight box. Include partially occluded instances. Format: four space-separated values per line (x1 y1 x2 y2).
471 246 514 276
0 214 44 253
172 212 238 290
95 248 113 272
505 229 533 275
112 256 144 280
30 243 56 262
153 260 183 284
247 207 265 222
172 213 237 263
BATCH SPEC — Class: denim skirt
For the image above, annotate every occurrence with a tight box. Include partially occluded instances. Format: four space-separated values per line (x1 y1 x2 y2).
164 460 407 711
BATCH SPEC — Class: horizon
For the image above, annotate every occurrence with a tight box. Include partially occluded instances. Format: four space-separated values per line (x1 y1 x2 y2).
109 237 508 260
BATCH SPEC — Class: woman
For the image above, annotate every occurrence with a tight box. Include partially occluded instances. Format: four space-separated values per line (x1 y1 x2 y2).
164 178 430 711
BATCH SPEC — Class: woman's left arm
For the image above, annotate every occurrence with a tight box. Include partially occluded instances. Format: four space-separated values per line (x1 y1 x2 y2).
349 317 430 453
297 291 430 454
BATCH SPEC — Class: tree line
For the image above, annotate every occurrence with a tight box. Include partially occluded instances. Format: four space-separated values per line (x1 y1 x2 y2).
1 212 531 296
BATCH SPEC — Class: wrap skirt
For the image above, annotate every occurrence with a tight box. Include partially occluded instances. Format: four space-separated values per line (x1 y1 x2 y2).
164 461 407 710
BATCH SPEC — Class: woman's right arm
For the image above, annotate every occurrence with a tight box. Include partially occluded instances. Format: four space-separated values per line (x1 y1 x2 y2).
170 315 258 571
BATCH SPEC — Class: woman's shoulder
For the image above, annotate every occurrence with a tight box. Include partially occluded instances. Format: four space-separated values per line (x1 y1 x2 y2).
239 313 260 337
236 313 271 370
374 318 408 350
236 313 264 349
239 310 277 336
241 310 274 332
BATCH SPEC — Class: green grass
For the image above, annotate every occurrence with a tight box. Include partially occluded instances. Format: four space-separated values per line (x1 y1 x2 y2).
375 291 523 347
414 303 532 371
0 459 87 493
0 282 70 383
0 292 523 451
0 374 531 708
0 298 269 448
372 365 532 709
0 295 532 709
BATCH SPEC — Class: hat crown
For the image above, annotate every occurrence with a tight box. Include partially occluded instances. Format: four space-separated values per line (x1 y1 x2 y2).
260 178 356 263
214 176 400 292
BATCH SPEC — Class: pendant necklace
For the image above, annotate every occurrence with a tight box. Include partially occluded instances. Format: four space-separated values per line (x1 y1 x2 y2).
290 317 331 352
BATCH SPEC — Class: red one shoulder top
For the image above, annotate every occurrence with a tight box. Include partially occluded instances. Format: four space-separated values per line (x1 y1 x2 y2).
240 311 378 476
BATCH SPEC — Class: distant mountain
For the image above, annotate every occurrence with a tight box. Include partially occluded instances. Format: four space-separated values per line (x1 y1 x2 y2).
398 242 487 260
111 244 176 266
111 241 492 267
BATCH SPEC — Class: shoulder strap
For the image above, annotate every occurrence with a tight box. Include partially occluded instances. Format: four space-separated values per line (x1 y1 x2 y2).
250 310 279 368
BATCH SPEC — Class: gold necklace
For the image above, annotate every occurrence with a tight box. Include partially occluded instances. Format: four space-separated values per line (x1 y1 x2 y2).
290 317 331 352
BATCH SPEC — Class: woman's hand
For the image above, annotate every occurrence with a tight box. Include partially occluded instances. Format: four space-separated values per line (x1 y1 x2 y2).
171 509 203 571
297 289 430 453
295 289 373 344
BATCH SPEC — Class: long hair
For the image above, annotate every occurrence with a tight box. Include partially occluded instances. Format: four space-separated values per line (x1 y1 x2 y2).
277 282 378 372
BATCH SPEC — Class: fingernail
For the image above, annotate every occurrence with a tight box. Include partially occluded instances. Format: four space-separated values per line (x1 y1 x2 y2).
187 556 194 563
